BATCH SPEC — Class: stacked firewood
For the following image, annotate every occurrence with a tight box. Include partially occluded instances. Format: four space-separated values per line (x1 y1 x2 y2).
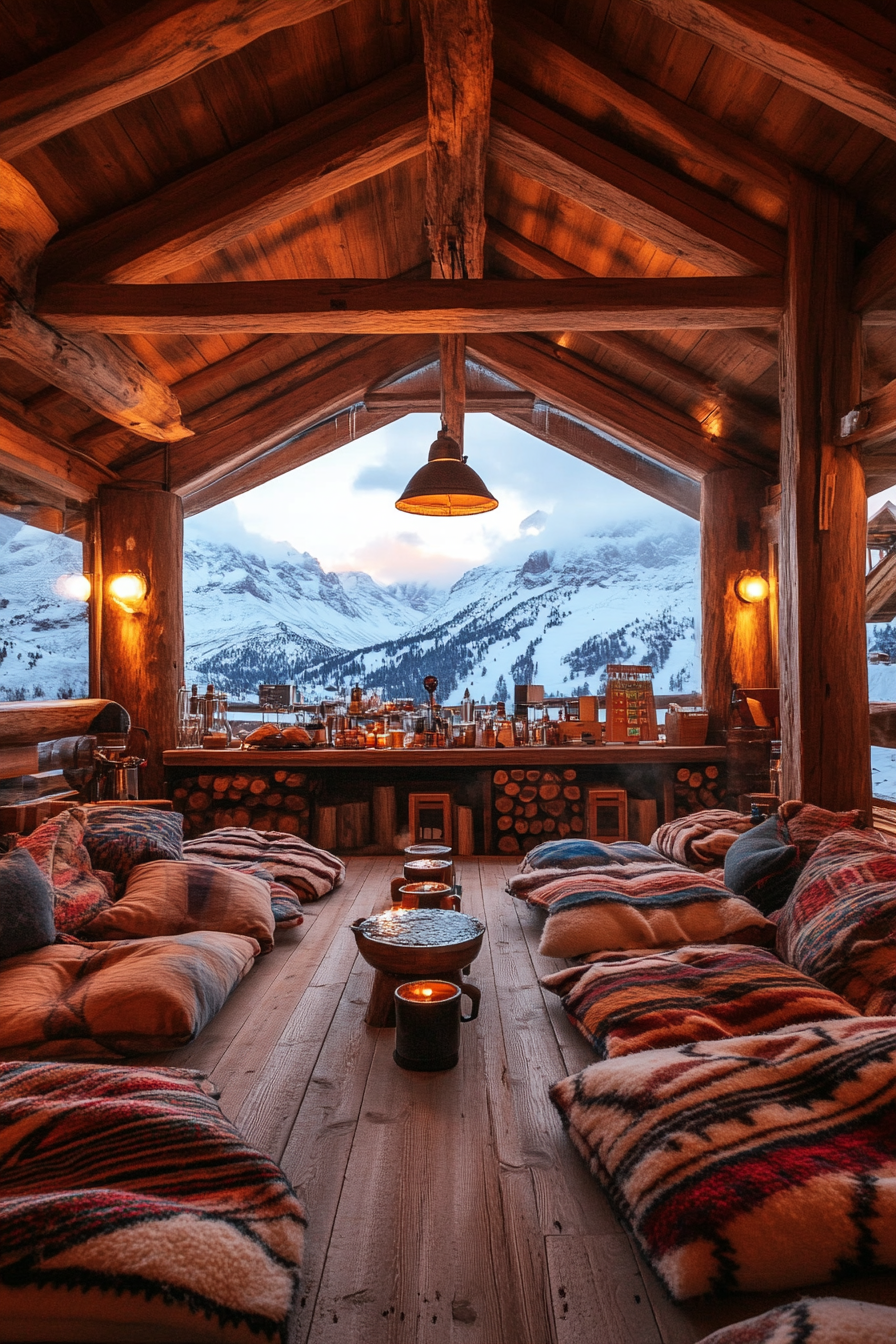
171 768 312 837
673 764 723 816
493 767 582 854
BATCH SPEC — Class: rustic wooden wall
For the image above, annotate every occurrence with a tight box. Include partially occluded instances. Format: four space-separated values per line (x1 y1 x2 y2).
98 484 184 796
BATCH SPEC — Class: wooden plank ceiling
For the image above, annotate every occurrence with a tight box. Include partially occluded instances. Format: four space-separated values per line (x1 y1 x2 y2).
0 0 895 533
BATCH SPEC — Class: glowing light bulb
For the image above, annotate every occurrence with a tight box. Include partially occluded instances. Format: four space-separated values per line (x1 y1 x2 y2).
54 573 91 602
108 572 148 611
735 572 769 605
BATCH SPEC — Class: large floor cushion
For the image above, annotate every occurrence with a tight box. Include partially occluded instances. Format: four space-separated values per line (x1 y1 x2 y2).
0 1061 305 1342
16 808 113 933
78 860 276 953
520 838 667 872
777 827 896 1013
82 806 184 893
184 827 344 900
550 1017 896 1300
0 931 258 1060
650 809 754 868
510 863 772 957
695 1298 896 1344
541 945 859 1058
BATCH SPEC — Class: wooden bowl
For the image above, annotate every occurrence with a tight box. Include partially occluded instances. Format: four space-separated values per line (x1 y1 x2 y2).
350 909 485 978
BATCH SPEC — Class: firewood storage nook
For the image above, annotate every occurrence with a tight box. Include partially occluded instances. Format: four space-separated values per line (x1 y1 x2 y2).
4 0 896 1341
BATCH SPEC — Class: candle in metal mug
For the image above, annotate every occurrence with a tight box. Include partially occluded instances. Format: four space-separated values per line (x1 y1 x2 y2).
393 980 467 1071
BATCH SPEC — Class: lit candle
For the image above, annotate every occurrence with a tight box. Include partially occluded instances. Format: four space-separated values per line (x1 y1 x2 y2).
394 980 467 1071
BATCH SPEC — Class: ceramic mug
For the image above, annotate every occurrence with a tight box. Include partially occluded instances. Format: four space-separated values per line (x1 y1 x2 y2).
393 979 480 1071
397 881 460 911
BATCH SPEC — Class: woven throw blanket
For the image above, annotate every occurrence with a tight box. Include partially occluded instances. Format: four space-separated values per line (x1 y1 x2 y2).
519 838 666 872
695 1297 896 1344
0 1061 306 1341
651 810 754 868
777 799 866 859
550 1017 896 1300
777 827 896 1013
184 826 344 900
541 945 858 1059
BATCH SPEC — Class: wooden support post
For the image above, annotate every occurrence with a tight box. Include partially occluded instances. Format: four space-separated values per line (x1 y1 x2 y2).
440 333 465 449
97 485 184 798
778 178 871 813
372 784 397 852
700 468 774 742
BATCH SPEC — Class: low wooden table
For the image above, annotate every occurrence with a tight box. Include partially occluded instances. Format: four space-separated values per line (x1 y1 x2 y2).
349 908 484 1026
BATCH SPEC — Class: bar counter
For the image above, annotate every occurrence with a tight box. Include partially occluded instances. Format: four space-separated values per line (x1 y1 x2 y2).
164 743 732 853
163 744 726 768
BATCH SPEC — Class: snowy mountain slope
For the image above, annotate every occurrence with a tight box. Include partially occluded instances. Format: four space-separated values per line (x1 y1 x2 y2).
0 520 89 701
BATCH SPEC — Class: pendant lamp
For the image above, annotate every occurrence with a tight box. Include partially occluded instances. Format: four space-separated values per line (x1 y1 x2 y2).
395 427 498 517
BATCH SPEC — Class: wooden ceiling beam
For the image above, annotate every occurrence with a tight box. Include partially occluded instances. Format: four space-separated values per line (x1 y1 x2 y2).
440 334 466 446
121 334 438 496
841 376 896 451
497 405 701 518
490 81 785 276
182 408 403 516
0 159 190 443
366 390 533 412
629 0 896 144
854 229 896 318
37 276 784 334
0 0 354 160
41 67 427 286
487 218 780 448
419 0 492 279
467 332 776 479
492 1 790 204
0 406 114 503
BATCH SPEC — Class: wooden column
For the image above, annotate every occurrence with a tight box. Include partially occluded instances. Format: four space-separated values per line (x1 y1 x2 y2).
700 467 774 742
97 485 184 798
440 333 466 448
778 177 870 812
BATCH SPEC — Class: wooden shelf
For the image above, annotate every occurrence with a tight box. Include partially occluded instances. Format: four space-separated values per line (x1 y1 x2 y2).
163 744 726 768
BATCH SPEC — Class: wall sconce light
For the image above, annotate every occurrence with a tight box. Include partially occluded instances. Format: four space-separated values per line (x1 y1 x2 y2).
735 571 769 604
54 573 91 602
108 571 148 612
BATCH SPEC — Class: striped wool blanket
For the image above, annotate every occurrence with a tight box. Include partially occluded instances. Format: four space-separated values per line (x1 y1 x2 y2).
551 1017 896 1300
695 1298 896 1344
184 826 344 900
541 945 858 1059
651 810 754 868
777 826 896 1013
509 863 772 958
0 1061 306 1341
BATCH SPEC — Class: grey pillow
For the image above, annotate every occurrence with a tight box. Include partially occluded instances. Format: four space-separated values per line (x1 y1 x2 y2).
0 848 56 958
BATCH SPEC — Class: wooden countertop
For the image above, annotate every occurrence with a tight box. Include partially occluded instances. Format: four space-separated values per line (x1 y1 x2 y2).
164 744 726 768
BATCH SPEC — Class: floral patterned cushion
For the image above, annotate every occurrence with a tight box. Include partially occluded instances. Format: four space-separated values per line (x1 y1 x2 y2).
16 808 113 934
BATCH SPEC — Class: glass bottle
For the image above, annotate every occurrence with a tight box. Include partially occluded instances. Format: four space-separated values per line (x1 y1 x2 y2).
495 701 514 748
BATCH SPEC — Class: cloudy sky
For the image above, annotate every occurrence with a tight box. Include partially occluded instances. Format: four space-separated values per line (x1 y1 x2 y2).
186 414 686 587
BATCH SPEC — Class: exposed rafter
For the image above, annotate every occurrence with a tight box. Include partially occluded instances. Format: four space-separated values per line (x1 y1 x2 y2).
182 408 402 515
0 0 354 160
497 404 701 519
121 335 438 496
36 276 785 334
490 81 786 276
487 218 780 451
40 67 427 286
854 229 896 319
0 406 115 503
419 0 492 279
492 1 791 205
467 332 776 479
629 0 896 144
0 160 190 443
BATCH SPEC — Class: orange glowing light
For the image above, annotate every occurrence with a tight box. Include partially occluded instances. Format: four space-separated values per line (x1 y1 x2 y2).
421 987 433 999
735 571 770 604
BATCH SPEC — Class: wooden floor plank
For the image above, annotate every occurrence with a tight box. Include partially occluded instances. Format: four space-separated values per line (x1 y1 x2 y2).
148 855 896 1344
233 861 390 1153
546 1234 662 1344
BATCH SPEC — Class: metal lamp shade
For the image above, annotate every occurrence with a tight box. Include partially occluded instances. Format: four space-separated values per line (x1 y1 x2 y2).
395 430 498 517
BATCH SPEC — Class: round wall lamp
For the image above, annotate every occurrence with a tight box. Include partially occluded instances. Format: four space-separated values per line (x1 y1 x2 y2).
54 573 91 602
108 571 148 612
395 428 498 517
735 571 770 604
